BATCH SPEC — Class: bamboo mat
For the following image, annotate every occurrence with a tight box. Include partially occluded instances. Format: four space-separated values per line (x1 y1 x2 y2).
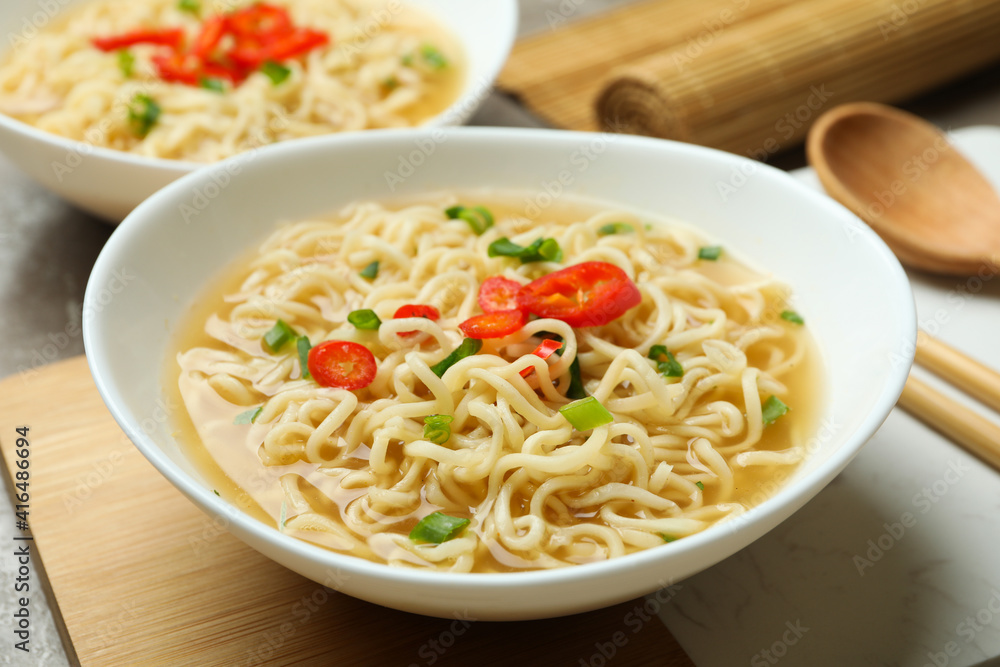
0 356 695 666
499 0 1000 155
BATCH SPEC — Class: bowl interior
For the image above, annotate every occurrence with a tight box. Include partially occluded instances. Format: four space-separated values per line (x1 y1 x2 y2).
0 0 517 221
83 128 916 618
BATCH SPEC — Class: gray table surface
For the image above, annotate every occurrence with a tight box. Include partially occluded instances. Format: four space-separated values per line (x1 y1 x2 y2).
4 1 1000 665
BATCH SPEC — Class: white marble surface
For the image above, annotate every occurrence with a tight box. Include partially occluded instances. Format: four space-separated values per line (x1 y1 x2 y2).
4 0 1000 665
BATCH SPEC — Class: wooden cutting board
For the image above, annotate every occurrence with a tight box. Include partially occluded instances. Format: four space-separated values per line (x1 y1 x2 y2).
0 357 694 666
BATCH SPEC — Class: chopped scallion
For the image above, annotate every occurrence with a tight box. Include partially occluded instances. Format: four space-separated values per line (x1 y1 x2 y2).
178 0 200 14
409 511 469 544
212 489 220 496
430 338 482 377
762 395 789 425
199 77 225 93
261 60 291 85
297 336 312 379
127 93 161 138
780 310 805 325
423 414 454 445
660 533 677 543
696 481 705 490
648 345 683 378
445 205 494 235
348 309 382 330
488 237 563 264
698 245 722 261
382 75 399 91
567 356 587 400
233 406 262 425
597 222 635 236
263 319 296 353
559 396 613 431
420 44 448 70
117 50 135 78
360 261 379 280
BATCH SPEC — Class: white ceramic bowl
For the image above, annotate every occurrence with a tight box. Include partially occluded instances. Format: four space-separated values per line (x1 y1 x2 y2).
83 128 916 620
0 0 516 222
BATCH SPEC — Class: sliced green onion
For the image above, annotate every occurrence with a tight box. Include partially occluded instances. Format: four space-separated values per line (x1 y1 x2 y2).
420 44 448 70
296 336 312 379
401 53 414 66
567 356 587 400
382 75 399 91
696 481 705 490
178 0 200 14
127 93 161 138
233 406 262 425
423 414 454 445
698 245 722 261
347 309 382 330
117 50 135 78
648 345 683 378
409 511 469 544
559 396 613 431
261 60 291 86
360 261 379 280
780 310 805 325
762 395 789 425
199 77 225 93
488 237 563 264
597 222 635 236
212 489 220 496
445 205 494 235
430 338 482 377
660 533 677 543
263 319 296 353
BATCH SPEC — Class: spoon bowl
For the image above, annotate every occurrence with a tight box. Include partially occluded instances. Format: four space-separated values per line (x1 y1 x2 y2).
806 101 1000 275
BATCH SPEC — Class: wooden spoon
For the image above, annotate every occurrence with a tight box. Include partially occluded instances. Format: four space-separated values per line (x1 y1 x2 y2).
806 101 1000 275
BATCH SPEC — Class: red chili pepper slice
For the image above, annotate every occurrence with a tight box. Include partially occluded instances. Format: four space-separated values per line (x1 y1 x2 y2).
307 340 377 390
478 276 523 314
516 262 641 328
229 28 328 67
152 51 200 85
458 309 528 340
226 3 293 40
519 339 564 378
394 304 441 337
191 16 226 59
92 28 185 52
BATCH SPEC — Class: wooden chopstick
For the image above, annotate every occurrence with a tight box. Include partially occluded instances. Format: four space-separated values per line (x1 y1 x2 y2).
896 331 1000 471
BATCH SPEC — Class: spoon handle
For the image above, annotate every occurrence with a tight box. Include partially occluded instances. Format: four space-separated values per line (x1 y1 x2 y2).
895 331 1000 472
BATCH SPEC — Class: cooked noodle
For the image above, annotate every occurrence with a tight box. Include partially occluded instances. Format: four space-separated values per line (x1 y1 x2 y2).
0 0 463 161
173 194 819 572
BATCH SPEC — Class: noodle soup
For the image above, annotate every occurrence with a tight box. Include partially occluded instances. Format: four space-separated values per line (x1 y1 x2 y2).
170 193 821 573
0 0 464 162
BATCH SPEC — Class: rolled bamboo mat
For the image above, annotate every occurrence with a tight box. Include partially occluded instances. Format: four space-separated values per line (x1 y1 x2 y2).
596 0 1000 155
497 0 800 131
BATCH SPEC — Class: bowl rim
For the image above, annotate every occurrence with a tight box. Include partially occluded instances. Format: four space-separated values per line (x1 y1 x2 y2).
83 126 916 591
0 0 518 174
